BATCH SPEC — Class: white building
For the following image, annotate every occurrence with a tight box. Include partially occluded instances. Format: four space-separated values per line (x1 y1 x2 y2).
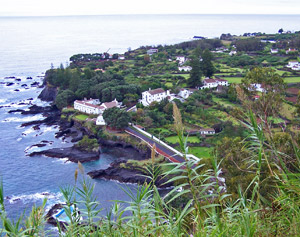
249 84 266 93
229 50 237 56
178 66 192 72
200 78 229 89
147 49 158 55
178 88 198 99
73 98 120 125
95 99 121 125
176 56 186 65
287 61 300 70
141 88 170 106
74 98 102 114
199 128 215 135
270 48 279 54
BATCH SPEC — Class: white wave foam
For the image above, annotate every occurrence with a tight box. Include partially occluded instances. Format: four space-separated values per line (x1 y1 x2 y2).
2 114 44 123
0 98 7 104
52 158 72 164
22 127 36 136
6 192 63 204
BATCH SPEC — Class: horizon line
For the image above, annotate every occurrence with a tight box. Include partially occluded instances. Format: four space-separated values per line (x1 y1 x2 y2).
1 13 300 18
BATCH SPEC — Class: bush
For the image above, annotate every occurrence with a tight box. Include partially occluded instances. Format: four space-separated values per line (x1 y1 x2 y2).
75 135 99 152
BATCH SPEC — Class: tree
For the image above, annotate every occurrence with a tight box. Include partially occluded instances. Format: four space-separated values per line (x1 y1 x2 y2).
200 49 215 77
103 107 131 129
278 28 284 34
240 67 286 127
55 89 76 109
188 48 202 87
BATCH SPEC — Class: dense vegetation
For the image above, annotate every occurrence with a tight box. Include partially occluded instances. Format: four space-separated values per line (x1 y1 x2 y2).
2 31 300 235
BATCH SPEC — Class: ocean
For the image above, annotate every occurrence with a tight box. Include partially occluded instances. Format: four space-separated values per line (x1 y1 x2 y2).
0 14 299 221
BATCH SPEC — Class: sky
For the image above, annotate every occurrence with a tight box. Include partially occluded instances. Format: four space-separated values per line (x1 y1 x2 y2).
0 0 300 16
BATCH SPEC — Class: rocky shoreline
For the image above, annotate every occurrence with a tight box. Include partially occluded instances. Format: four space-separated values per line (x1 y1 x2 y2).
18 84 154 185
88 159 172 188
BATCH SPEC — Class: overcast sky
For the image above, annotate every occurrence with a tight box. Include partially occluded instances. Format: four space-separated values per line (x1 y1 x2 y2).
1 0 300 16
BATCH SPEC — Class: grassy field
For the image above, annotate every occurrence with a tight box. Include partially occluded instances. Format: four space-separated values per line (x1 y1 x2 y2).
280 102 296 120
212 96 237 108
75 114 89 121
165 135 201 144
284 77 300 83
188 146 214 159
222 77 243 84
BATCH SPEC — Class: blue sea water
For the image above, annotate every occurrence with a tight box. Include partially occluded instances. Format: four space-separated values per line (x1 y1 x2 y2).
0 14 299 221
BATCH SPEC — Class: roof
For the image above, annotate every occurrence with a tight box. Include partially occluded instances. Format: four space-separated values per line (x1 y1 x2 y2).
74 100 103 109
103 100 118 109
203 78 216 83
147 88 165 95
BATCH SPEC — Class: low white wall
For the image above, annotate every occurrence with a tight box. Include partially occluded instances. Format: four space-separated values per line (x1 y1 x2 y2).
131 125 199 161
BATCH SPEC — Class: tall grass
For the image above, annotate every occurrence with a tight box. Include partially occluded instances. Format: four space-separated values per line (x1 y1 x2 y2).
1 104 300 236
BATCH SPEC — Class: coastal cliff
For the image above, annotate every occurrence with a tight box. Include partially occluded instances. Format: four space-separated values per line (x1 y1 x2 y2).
38 85 57 102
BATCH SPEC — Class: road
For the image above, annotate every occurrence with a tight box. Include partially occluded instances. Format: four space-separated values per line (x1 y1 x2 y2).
125 127 186 163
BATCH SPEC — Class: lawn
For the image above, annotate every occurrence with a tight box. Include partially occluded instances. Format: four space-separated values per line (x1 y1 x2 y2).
284 77 300 83
75 114 89 121
222 77 243 84
165 135 201 144
188 146 214 159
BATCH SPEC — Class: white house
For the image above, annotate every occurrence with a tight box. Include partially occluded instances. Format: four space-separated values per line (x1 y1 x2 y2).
95 99 121 126
200 78 229 90
147 49 158 55
74 98 102 114
229 50 237 56
202 78 218 88
178 88 198 99
287 61 300 70
178 66 192 72
270 48 279 54
199 128 215 135
249 84 266 93
176 56 186 65
141 88 170 106
118 55 125 60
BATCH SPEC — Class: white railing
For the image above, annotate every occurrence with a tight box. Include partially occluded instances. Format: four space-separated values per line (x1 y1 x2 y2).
131 125 199 161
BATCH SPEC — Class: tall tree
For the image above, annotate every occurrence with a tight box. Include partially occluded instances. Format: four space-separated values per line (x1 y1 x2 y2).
188 48 202 87
103 107 131 129
200 49 215 77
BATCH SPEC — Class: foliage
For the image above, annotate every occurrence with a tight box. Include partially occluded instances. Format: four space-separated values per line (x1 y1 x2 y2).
75 135 99 152
103 107 131 129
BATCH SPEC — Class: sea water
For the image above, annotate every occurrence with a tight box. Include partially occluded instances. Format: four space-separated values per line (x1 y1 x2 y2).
0 14 299 220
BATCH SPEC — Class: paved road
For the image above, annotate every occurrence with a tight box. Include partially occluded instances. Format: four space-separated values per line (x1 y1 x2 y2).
125 127 186 163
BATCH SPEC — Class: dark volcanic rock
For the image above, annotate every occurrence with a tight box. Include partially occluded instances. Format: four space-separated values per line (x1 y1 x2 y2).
29 146 100 163
15 78 21 82
27 77 32 79
88 159 172 188
14 89 20 92
6 82 14 86
38 85 57 102
30 81 40 87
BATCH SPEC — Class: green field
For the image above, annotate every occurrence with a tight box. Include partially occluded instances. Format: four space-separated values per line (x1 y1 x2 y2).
284 77 300 83
222 77 243 84
212 96 237 108
165 135 201 144
188 146 213 159
75 114 89 121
